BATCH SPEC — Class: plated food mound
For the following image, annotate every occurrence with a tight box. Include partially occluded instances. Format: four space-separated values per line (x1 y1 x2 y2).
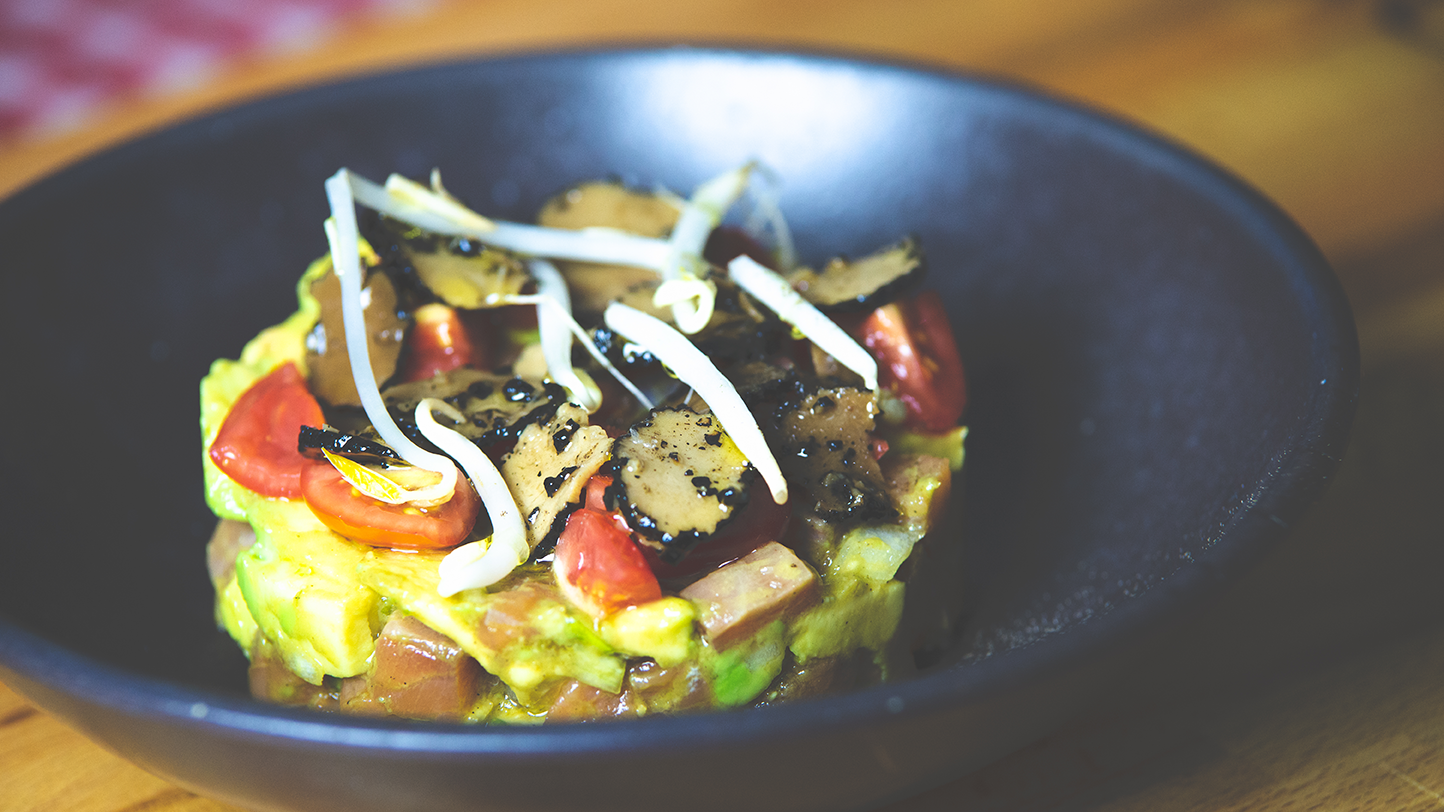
201 165 970 723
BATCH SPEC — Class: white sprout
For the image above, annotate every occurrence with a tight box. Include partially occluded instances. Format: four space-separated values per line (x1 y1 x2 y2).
336 167 760 336
603 302 787 505
475 221 673 267
653 277 717 334
383 174 497 235
667 164 752 278
653 164 753 333
334 168 656 407
342 170 487 238
502 293 654 410
742 165 797 271
416 399 530 596
347 168 673 266
323 173 461 498
528 259 601 411
323 166 780 593
727 255 878 391
428 168 454 198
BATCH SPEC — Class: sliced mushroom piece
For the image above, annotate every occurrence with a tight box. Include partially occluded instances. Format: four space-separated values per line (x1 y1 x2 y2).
382 369 569 451
728 364 893 523
407 242 532 310
608 407 757 563
774 386 895 524
305 266 406 407
537 181 682 315
726 360 804 407
501 403 613 550
383 366 501 407
784 237 924 313
538 181 681 238
365 216 533 310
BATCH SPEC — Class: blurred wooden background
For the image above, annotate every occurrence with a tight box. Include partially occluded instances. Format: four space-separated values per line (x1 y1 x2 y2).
3 0 1443 809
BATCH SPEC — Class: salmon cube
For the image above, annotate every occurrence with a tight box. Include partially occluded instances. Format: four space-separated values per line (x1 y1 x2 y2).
248 636 338 711
680 542 820 649
341 615 482 721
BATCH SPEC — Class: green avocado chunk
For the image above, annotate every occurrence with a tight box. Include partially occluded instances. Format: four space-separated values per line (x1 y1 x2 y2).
703 620 788 707
233 501 381 684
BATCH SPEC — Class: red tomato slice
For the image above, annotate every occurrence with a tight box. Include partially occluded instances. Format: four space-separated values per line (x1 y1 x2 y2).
399 303 483 382
553 508 662 618
300 458 481 549
209 362 324 498
859 291 967 432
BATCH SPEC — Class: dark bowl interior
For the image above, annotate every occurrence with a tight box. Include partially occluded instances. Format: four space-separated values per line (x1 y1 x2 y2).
0 48 1357 812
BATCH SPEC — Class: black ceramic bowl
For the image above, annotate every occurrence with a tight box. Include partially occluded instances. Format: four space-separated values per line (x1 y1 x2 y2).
0 48 1356 812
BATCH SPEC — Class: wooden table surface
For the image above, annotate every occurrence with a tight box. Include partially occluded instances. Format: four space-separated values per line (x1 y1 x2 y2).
3 1 1443 810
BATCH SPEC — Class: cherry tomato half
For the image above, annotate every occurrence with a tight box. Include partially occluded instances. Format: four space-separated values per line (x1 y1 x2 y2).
208 362 324 498
398 303 484 382
553 508 662 619
300 458 481 550
859 291 967 432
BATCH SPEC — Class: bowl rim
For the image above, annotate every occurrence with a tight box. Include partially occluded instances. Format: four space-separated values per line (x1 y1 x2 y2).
0 43 1359 756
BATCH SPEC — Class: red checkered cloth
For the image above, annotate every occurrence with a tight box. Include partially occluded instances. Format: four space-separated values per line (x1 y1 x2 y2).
0 0 422 141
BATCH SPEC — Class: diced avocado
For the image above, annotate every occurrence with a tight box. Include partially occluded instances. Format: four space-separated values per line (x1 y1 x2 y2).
215 574 258 654
829 525 925 584
201 245 958 721
598 597 697 667
703 620 787 707
234 501 381 685
881 425 968 472
781 458 933 664
788 577 905 663
883 453 953 523
357 552 625 704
